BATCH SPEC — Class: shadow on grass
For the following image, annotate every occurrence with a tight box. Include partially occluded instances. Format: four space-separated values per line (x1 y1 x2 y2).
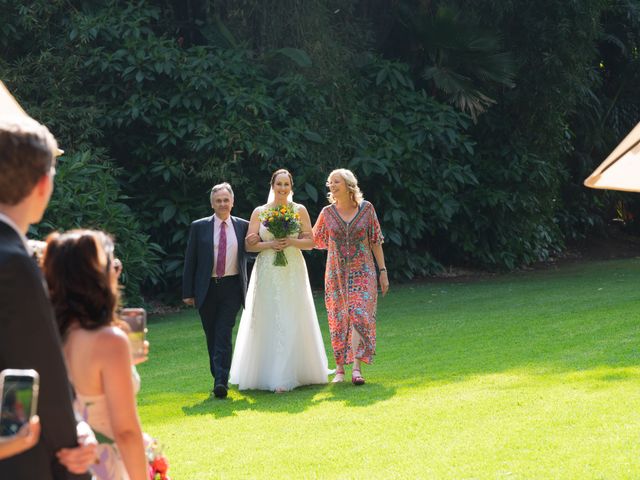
181 380 395 419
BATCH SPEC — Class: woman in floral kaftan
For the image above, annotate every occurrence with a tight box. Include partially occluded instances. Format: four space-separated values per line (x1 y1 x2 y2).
313 169 389 385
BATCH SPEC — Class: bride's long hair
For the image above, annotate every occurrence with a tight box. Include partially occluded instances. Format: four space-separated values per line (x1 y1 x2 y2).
267 168 294 204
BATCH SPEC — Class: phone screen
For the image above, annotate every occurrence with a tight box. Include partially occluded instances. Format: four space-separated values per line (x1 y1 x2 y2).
120 308 147 360
0 375 35 436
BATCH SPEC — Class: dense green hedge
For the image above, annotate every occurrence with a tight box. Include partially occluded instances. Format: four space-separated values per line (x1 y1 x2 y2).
29 152 162 303
3 0 639 300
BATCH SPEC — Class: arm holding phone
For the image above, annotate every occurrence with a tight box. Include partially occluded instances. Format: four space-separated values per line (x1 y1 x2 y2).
101 329 147 480
0 369 41 459
0 415 40 460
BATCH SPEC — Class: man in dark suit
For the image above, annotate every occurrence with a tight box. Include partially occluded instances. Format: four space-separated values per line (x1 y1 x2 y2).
0 120 96 478
183 182 250 398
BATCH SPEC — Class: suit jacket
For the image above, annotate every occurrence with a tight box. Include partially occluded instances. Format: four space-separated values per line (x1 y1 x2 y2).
0 221 90 480
182 214 250 309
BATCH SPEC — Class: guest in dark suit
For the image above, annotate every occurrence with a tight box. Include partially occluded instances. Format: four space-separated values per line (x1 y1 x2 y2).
0 120 96 478
182 182 250 398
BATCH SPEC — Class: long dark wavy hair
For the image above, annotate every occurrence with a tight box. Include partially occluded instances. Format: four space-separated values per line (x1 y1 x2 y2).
43 229 120 337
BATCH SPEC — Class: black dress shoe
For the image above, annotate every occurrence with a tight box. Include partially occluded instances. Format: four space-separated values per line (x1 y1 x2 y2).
213 384 228 398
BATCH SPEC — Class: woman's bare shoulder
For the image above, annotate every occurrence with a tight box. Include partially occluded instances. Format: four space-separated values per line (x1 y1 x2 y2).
94 326 129 351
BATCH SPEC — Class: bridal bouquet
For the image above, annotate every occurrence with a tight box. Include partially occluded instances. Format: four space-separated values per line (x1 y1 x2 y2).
145 435 171 480
259 203 301 266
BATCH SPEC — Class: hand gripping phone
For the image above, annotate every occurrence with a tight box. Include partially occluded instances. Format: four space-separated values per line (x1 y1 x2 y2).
0 369 39 437
120 308 148 360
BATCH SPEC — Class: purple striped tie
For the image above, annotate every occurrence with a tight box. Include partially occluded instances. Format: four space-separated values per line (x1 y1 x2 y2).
216 221 227 278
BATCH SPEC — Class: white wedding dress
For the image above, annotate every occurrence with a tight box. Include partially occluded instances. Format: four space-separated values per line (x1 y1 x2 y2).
229 205 329 391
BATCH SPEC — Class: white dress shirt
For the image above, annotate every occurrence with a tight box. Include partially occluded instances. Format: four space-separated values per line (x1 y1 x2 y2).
212 214 238 277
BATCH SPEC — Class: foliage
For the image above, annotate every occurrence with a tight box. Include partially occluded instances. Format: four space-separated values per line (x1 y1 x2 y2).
347 57 476 276
29 151 163 304
3 0 640 300
62 3 341 289
385 2 516 120
561 0 640 240
446 0 610 259
443 130 564 268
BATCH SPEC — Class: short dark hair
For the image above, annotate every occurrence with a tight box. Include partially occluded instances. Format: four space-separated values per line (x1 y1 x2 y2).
43 229 120 337
0 120 57 205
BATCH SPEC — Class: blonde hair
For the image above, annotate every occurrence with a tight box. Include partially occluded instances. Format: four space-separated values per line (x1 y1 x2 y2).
327 168 363 205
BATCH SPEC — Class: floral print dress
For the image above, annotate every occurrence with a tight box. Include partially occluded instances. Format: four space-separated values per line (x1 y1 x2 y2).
313 201 383 365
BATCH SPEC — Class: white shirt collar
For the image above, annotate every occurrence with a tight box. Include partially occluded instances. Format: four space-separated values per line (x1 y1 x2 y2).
0 212 32 254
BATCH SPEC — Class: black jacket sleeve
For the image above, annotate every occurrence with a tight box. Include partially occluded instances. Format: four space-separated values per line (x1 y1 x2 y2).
0 253 90 480
182 221 198 299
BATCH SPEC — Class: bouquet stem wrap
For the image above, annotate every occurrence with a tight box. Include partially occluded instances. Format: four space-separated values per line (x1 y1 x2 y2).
274 244 288 266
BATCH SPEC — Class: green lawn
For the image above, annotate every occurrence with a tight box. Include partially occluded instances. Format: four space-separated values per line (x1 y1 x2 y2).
136 259 640 479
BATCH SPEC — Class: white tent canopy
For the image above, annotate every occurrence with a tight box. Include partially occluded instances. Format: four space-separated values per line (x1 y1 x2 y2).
0 80 63 156
584 122 640 192
0 80 32 122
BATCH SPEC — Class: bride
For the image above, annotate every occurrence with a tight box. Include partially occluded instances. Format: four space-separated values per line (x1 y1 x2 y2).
229 169 329 392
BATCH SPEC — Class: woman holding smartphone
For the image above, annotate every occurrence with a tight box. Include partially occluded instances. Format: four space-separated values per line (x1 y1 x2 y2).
43 230 147 480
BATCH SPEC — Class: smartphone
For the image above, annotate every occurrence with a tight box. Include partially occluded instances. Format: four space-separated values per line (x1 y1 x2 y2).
0 369 39 437
120 308 147 360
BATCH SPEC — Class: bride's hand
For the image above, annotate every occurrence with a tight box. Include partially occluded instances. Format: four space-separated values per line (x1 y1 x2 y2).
271 240 284 251
276 238 292 249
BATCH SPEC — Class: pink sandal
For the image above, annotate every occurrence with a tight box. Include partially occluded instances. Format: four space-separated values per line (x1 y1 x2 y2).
332 366 345 383
351 369 365 386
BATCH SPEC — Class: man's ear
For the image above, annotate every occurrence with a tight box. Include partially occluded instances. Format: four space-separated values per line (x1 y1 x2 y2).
33 173 53 201
35 174 50 194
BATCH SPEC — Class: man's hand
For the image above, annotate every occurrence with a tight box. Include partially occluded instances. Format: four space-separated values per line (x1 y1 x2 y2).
245 233 260 246
56 421 97 474
183 297 195 306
